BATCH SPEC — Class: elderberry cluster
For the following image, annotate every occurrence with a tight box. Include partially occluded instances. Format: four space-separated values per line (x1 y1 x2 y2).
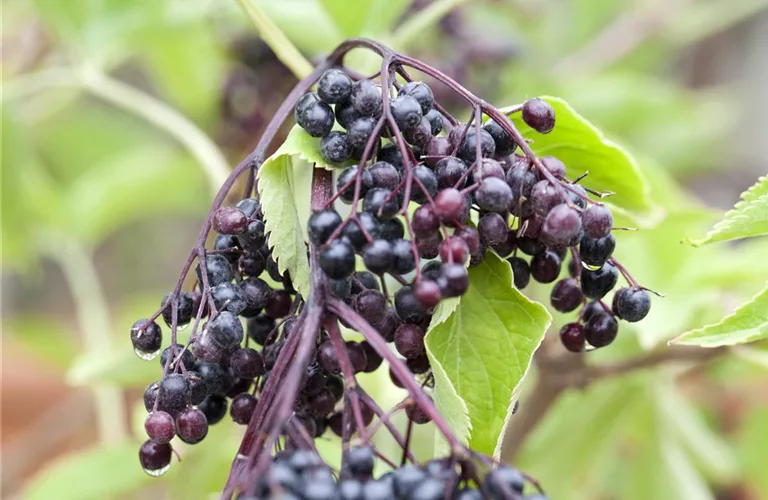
297 68 651 357
133 196 303 475
233 446 546 500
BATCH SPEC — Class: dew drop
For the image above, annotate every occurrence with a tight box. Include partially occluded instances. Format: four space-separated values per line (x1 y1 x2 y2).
134 347 160 361
176 322 190 332
143 463 171 477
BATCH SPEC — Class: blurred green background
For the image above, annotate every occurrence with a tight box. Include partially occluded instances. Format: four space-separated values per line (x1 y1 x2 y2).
2 0 768 498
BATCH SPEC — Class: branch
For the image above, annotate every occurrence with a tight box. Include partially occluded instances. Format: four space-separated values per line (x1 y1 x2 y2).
235 0 314 79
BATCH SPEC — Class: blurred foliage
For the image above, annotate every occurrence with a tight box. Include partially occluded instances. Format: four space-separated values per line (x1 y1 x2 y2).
3 0 768 499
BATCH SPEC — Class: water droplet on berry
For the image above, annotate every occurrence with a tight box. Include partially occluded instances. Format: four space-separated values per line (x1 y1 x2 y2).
143 463 170 477
134 346 161 361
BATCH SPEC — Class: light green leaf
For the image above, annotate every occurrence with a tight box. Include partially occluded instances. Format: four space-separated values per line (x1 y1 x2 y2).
689 176 768 246
319 0 373 37
506 96 654 215
23 442 150 500
672 283 768 347
425 252 551 455
257 154 311 299
275 124 356 171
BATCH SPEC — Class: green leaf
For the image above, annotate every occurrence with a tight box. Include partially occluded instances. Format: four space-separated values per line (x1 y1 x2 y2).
257 154 311 299
425 252 552 455
506 96 654 215
671 283 768 347
275 125 356 171
23 442 150 500
689 176 768 246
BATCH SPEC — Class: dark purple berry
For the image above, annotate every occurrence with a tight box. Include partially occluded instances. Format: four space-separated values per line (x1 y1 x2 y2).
530 180 563 217
613 287 651 322
458 129 496 163
176 407 208 444
425 109 443 136
346 341 368 373
541 204 582 249
580 233 616 268
412 165 438 204
483 119 517 157
211 282 247 315
395 324 426 359
296 93 334 137
581 262 618 299
131 319 162 357
139 440 172 474
584 312 619 348
145 411 175 444
337 165 373 204
266 289 292 318
159 373 189 412
317 69 353 104
509 257 530 289
582 205 614 239
559 323 585 352
478 212 509 247
350 80 382 116
399 81 434 114
161 291 194 327
230 348 264 379
433 188 466 222
550 278 584 313
320 131 351 164
343 212 380 250
522 98 555 134
395 286 428 325
196 254 234 287
414 279 442 309
540 156 566 180
363 188 399 221
355 289 387 325
439 237 470 265
230 393 258 425
435 157 467 190
391 95 423 130
207 311 244 349
319 239 356 279
317 341 340 374
213 207 248 235
530 248 562 283
362 239 394 274
392 238 416 274
308 208 342 246
412 205 440 237
198 394 228 425
475 177 513 213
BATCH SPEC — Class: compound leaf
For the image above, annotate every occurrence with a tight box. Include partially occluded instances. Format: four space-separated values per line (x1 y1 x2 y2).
425 252 551 456
689 176 768 246
672 283 768 347
258 154 311 299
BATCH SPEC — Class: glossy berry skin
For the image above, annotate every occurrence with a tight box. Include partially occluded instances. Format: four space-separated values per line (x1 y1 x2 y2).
145 411 175 444
335 100 360 129
412 165 438 204
196 254 234 287
395 286 428 325
391 238 416 274
541 204 582 249
531 180 563 217
476 177 513 213
412 205 440 237
198 394 228 425
319 239 356 280
346 116 378 150
439 237 470 265
346 341 368 373
343 212 380 251
363 188 399 220
161 291 194 327
456 226 481 254
237 219 267 251
308 209 342 246
240 277 272 314
540 156 566 180
355 290 387 325
399 81 434 113
377 143 403 169
369 161 401 190
176 407 208 444
317 69 353 104
360 341 383 373
346 446 375 476
211 282 247 315
550 278 584 313
212 207 248 235
239 251 265 277
406 402 433 425
509 257 531 289
414 279 442 309
295 93 334 137
337 165 373 203
580 233 616 268
458 129 496 163
159 373 189 412
362 239 394 275
207 311 244 349
581 262 618 299
139 440 172 473
584 312 619 348
394 324 426 359
425 109 444 136
320 131 351 164
435 157 468 190
582 205 614 239
530 248 562 284
390 95 423 130
559 323 585 352
472 158 506 184
440 264 470 297
131 319 162 355
230 347 264 379
478 213 509 247
381 218 407 242
350 79 382 116
484 466 525 498
483 119 517 157
160 343 195 371
613 287 651 322
522 98 556 134
433 188 466 223
230 393 258 425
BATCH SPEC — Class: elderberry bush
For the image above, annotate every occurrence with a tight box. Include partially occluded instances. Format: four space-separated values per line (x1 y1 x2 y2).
129 37 653 499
